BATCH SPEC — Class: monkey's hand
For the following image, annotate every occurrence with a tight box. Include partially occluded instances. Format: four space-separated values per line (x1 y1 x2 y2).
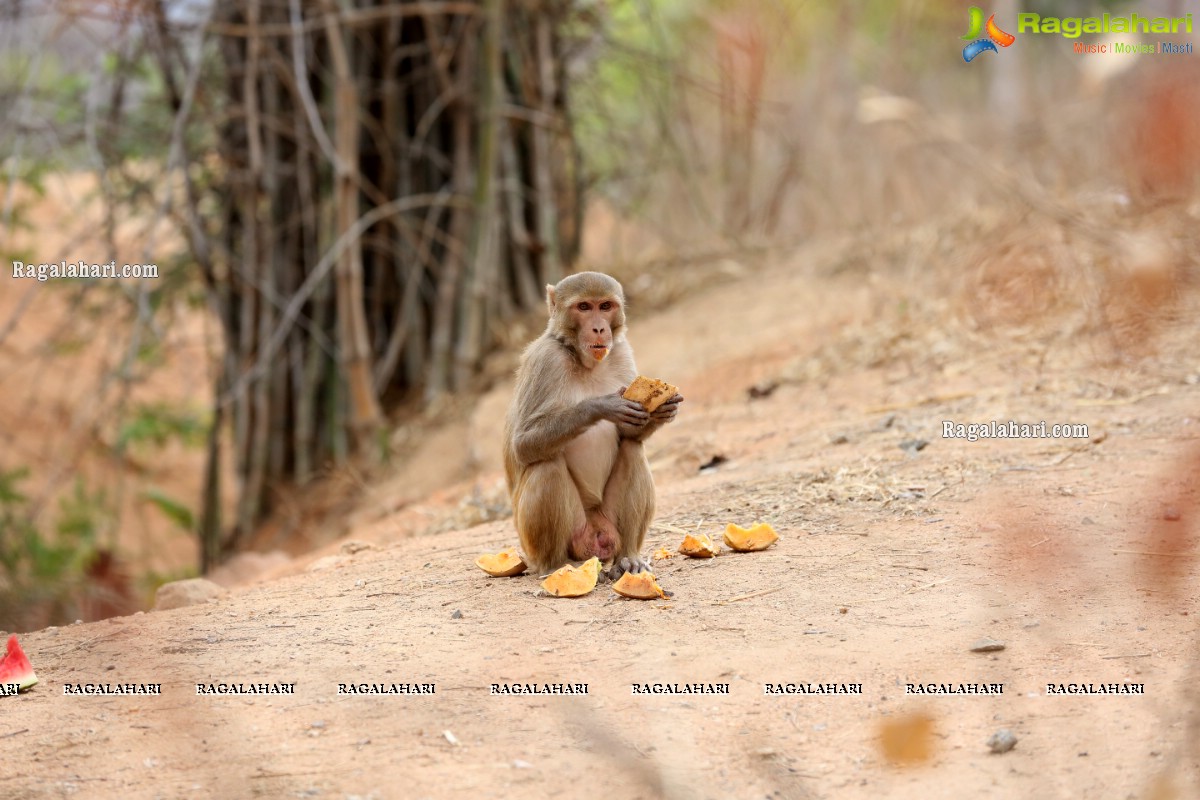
608 554 653 581
625 392 683 442
593 389 650 431
650 393 683 425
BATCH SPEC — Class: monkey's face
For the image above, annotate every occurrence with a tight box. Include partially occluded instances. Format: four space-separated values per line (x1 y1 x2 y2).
567 297 623 364
546 273 627 366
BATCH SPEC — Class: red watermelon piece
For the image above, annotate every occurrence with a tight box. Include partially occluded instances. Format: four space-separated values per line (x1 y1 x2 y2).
0 635 38 692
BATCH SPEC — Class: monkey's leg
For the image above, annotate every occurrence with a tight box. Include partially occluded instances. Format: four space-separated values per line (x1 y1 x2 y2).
514 458 586 574
601 440 656 579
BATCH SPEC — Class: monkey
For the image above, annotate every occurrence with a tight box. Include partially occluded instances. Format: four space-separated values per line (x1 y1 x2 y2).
503 272 683 579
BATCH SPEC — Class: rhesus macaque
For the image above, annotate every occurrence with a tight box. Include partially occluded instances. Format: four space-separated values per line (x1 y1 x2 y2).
503 272 683 578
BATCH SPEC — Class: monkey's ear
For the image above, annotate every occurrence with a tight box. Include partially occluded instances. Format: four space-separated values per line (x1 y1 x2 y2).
545 285 557 311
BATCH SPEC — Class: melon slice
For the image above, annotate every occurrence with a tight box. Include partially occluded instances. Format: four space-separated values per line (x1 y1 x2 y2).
541 557 601 597
678 532 720 558
475 548 527 577
622 376 678 412
652 546 674 561
723 522 779 552
0 635 38 692
612 571 666 600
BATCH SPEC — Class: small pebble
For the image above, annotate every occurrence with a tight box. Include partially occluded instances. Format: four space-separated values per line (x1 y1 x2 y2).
1163 507 1181 521
987 729 1017 754
970 637 1006 653
451 609 463 620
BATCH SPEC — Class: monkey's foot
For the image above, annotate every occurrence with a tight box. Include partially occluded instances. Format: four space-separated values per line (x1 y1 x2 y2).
607 555 652 581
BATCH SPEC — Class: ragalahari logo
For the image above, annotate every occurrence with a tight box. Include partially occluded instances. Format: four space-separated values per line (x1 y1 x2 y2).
961 6 1016 62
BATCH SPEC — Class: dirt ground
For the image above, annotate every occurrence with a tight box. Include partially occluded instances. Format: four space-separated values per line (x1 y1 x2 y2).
4 226 1200 799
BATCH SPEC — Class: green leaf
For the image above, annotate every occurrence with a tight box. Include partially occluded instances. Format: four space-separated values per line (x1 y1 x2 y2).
141 489 195 533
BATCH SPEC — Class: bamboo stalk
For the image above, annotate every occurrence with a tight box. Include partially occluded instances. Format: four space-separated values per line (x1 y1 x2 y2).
200 376 224 572
454 0 502 389
498 106 539 309
426 25 474 401
292 60 318 484
532 13 561 286
321 0 383 448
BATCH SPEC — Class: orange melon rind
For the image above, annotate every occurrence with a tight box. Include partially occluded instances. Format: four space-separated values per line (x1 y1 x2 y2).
475 546 528 578
678 532 720 558
541 557 602 597
612 571 666 600
475 548 528 577
723 522 779 552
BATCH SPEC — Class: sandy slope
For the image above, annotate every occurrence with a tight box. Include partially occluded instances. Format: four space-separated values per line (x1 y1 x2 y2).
3 244 1199 800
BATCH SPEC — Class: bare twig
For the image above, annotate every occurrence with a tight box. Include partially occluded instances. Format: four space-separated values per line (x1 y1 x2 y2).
715 586 783 605
1100 653 1152 660
287 0 342 172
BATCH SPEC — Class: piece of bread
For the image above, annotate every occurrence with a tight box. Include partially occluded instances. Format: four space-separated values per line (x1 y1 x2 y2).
622 375 678 412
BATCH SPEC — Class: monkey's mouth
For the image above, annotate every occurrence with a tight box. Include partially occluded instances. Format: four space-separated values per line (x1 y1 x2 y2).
590 344 610 361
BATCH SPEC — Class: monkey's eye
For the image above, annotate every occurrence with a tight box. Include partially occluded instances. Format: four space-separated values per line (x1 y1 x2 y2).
599 301 612 311
577 302 591 312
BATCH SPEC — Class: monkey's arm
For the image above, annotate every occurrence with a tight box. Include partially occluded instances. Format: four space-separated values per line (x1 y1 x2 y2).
512 402 602 465
513 394 649 464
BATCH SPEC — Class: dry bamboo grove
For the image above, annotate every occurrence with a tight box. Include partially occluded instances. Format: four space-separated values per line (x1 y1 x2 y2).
162 1 586 565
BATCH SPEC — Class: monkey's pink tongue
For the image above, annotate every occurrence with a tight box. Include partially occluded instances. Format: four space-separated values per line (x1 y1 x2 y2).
591 346 609 361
